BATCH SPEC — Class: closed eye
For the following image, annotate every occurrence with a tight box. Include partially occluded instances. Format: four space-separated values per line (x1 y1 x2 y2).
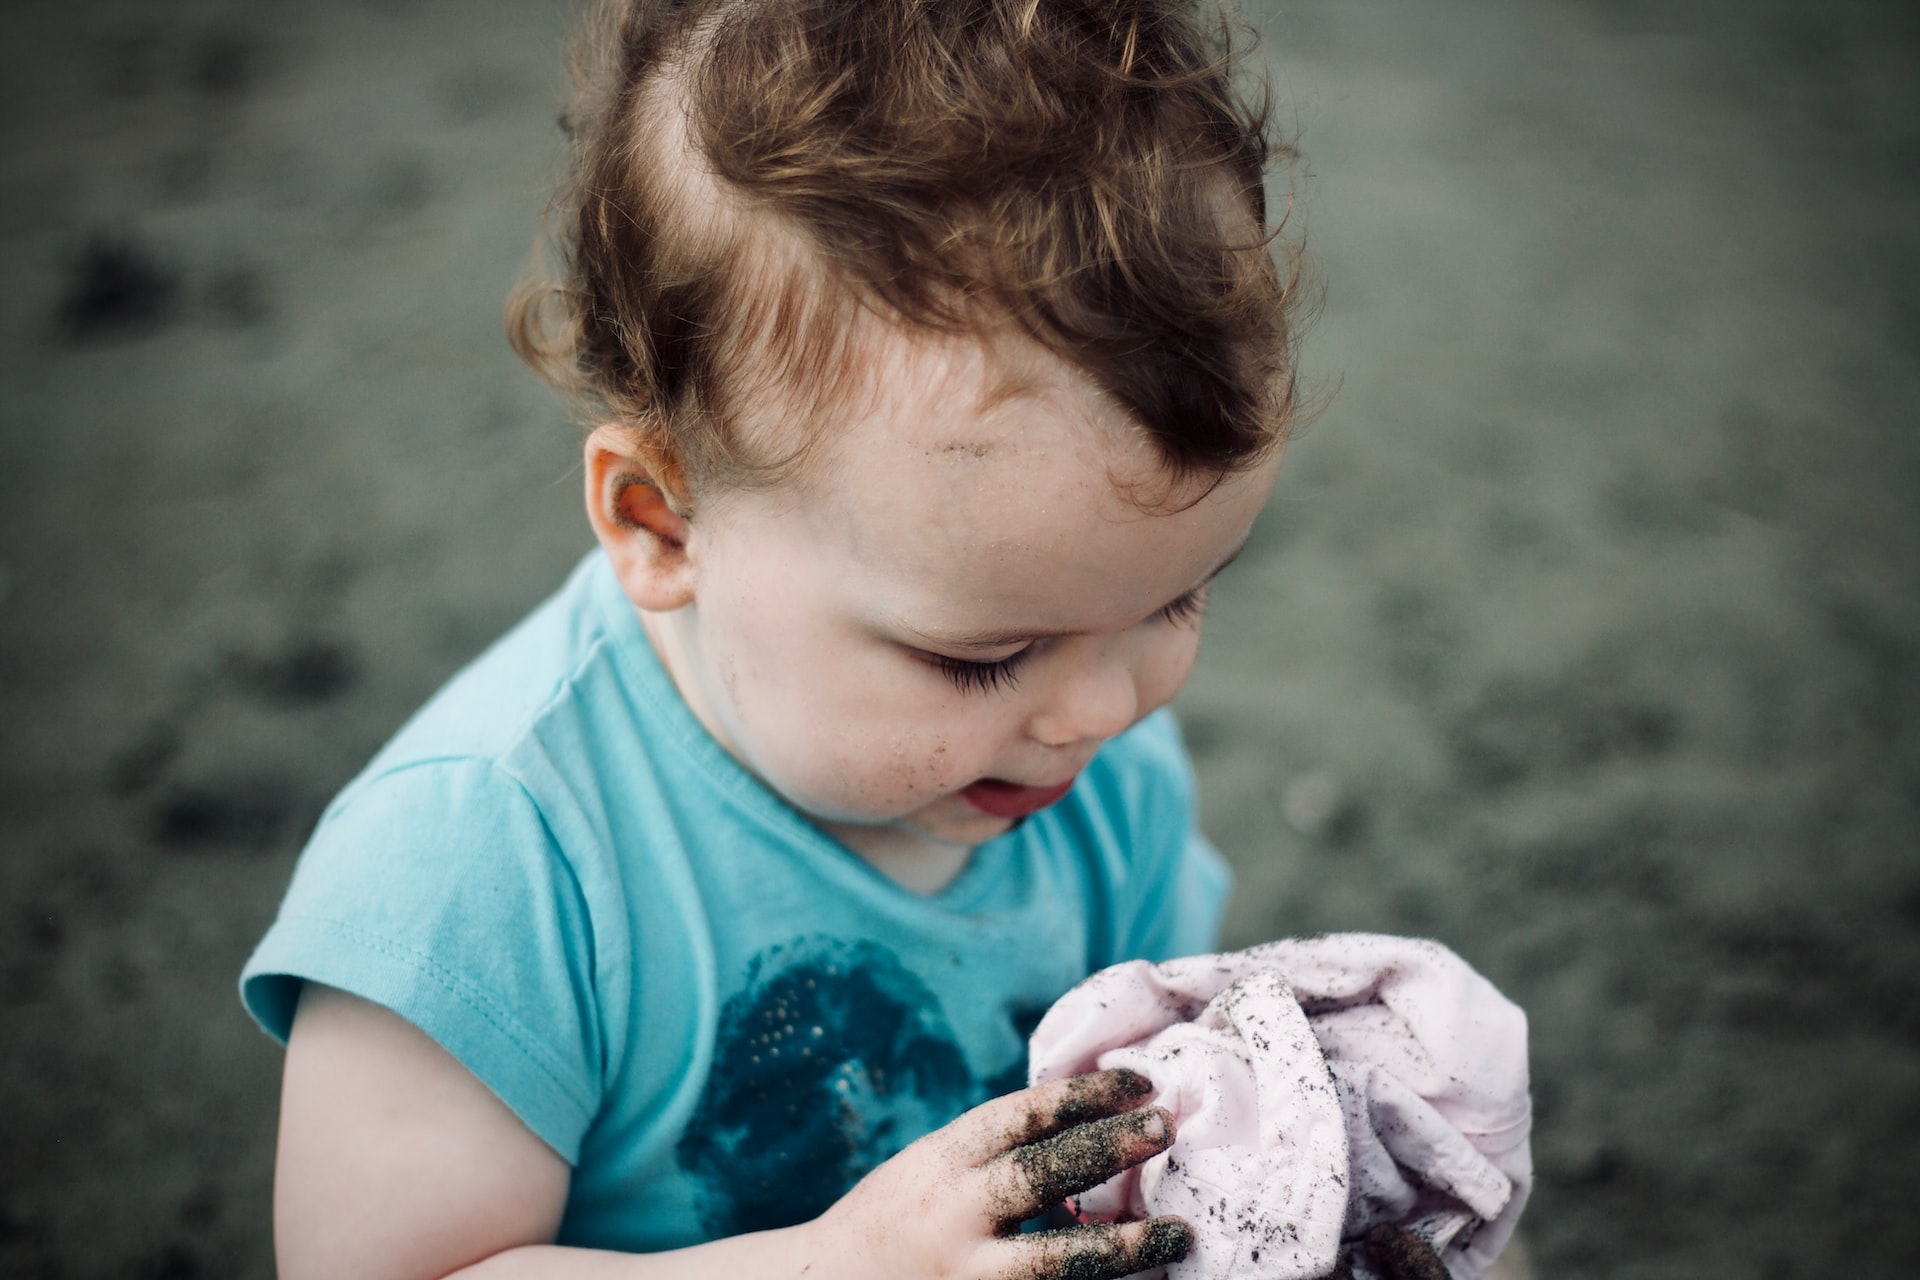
924 589 1205 692
1154 585 1209 627
926 647 1030 694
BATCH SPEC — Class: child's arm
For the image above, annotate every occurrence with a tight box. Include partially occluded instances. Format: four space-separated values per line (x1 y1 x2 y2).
277 985 1191 1280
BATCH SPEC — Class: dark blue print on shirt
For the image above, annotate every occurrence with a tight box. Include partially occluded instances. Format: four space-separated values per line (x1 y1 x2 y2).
677 937 994 1237
983 1002 1049 1099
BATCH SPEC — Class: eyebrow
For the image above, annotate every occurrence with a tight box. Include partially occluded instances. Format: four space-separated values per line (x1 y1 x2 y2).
902 536 1252 651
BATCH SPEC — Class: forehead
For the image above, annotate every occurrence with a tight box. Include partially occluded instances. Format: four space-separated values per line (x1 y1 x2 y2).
728 324 1276 627
810 326 1167 526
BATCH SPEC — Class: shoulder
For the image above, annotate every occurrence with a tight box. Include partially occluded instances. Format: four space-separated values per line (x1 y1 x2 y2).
347 552 629 793
1043 708 1199 876
1039 708 1226 965
1074 707 1198 824
266 552 645 1011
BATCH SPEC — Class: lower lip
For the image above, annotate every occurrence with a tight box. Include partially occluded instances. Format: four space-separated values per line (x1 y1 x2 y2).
960 777 1077 820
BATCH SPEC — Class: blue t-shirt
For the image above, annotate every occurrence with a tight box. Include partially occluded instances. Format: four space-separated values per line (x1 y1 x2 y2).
241 550 1229 1252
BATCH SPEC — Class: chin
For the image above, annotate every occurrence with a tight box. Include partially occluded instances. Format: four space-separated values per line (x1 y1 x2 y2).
902 805 1017 847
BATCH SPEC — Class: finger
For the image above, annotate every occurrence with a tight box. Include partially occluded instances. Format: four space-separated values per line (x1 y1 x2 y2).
986 1216 1194 1280
981 1106 1174 1225
1363 1224 1450 1280
946 1068 1157 1164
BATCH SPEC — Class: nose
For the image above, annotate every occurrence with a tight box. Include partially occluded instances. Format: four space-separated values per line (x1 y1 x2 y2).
1026 644 1140 749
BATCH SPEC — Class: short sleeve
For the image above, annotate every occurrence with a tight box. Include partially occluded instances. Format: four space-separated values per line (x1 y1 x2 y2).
1107 710 1234 964
240 758 603 1162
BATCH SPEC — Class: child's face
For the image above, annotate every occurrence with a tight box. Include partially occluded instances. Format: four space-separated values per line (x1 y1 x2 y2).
625 328 1281 865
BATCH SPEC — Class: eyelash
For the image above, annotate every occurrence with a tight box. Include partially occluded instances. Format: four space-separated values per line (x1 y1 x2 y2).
926 588 1211 695
930 649 1030 694
1155 587 1209 628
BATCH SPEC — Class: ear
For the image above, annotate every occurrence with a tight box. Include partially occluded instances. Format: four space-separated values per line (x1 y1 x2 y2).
584 425 697 613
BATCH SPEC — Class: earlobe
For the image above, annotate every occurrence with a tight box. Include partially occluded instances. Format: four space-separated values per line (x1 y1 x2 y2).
584 426 697 613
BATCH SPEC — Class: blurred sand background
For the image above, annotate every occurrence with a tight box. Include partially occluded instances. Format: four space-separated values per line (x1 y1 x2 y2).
2 1 1916 1276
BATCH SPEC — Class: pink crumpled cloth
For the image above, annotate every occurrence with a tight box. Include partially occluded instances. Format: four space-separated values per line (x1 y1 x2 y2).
1028 934 1532 1280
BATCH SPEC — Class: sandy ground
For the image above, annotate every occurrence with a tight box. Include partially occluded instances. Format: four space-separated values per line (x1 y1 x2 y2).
1 1 1915 1276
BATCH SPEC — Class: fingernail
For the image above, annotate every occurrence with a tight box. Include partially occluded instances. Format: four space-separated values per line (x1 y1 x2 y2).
1110 1067 1153 1098
1139 1218 1194 1268
1138 1107 1171 1142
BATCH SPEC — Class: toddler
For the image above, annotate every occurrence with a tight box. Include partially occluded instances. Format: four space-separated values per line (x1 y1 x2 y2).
243 1 1302 1277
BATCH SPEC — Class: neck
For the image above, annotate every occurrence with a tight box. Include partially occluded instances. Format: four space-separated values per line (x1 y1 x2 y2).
819 819 976 895
638 606 732 752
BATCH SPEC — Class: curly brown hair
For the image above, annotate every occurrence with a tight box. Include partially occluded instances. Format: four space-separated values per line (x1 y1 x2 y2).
508 0 1304 494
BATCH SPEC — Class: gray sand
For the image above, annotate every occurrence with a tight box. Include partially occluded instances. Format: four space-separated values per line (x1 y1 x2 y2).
2 1 1915 1276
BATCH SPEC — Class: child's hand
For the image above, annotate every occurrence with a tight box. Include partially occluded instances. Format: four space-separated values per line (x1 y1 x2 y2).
800 1067 1192 1280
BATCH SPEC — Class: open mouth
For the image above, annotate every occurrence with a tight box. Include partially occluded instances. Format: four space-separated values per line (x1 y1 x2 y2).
959 776 1077 820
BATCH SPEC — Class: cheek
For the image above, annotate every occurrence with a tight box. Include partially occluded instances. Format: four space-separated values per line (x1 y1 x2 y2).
1134 626 1205 714
712 616 991 815
760 696 984 819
